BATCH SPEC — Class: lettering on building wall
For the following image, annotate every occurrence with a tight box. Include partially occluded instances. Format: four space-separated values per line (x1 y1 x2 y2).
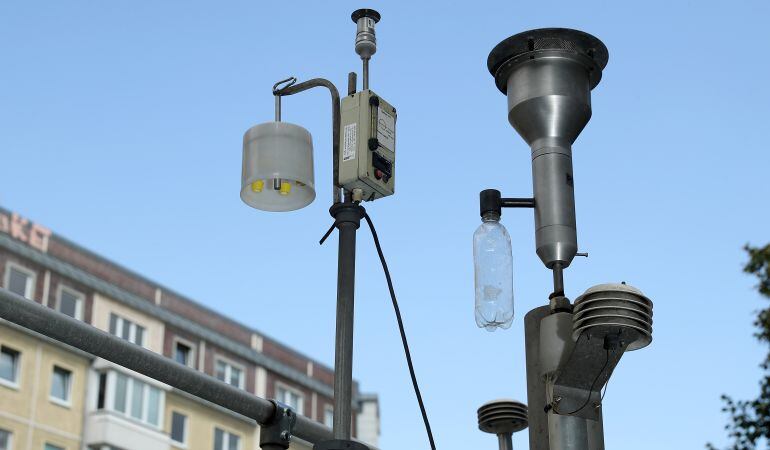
0 212 52 253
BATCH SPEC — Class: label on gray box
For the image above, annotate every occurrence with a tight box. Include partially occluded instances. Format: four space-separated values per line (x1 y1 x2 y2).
377 107 396 152
343 123 357 161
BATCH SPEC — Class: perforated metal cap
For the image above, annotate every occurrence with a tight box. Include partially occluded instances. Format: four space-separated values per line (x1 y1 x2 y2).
477 399 528 435
487 28 609 93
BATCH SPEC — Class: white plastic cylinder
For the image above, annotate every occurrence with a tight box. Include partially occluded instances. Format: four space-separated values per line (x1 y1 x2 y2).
240 122 316 212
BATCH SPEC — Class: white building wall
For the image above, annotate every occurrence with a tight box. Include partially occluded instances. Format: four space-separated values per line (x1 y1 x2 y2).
356 397 380 447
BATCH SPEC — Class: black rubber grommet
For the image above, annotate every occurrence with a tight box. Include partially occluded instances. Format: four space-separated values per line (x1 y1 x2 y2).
351 9 381 23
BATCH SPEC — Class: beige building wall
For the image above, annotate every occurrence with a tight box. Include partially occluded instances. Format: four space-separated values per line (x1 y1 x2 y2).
91 293 165 353
163 391 312 450
0 322 89 450
164 391 256 450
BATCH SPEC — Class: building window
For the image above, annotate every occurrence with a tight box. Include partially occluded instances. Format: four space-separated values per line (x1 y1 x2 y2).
56 286 84 320
170 411 187 445
0 429 11 450
108 313 146 346
214 359 243 389
323 406 334 428
276 384 304 415
50 366 72 405
0 346 20 387
173 340 194 367
44 444 64 450
213 428 240 450
4 262 35 299
98 371 164 428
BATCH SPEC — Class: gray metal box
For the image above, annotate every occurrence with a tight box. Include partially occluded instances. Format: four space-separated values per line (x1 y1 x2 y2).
338 89 396 201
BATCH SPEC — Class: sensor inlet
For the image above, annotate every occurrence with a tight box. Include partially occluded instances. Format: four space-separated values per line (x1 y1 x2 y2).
487 28 608 270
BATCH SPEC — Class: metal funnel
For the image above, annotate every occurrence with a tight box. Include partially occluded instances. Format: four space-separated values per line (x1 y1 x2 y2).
488 29 608 269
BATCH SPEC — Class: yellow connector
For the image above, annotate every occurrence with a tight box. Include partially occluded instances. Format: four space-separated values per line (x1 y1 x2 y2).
280 181 291 196
251 180 264 193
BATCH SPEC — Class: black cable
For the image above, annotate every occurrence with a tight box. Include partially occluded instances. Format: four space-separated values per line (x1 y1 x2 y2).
319 221 337 245
362 212 437 450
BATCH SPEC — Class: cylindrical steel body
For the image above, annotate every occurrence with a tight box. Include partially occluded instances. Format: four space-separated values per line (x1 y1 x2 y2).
354 16 377 60
531 146 576 268
505 56 592 268
547 414 604 450
330 204 363 440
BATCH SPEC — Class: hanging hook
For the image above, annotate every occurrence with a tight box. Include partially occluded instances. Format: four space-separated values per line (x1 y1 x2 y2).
272 77 297 122
272 76 297 95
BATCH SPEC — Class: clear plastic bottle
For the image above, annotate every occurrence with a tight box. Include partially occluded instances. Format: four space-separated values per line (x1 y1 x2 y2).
473 211 514 331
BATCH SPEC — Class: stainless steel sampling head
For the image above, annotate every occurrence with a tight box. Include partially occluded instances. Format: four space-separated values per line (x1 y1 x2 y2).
487 29 608 269
351 8 380 60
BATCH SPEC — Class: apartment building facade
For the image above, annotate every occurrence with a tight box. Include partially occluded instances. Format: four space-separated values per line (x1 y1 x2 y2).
0 207 380 450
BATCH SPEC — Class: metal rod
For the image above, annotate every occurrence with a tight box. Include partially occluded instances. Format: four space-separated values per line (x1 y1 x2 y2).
348 72 357 96
497 433 513 450
274 78 343 204
362 58 370 90
329 204 363 439
275 95 281 122
0 287 376 449
552 262 564 296
501 197 535 208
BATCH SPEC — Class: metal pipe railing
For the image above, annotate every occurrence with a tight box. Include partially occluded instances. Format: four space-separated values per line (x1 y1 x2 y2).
0 287 373 449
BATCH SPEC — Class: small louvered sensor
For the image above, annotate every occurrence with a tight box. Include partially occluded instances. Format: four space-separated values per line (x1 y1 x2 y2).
478 400 528 450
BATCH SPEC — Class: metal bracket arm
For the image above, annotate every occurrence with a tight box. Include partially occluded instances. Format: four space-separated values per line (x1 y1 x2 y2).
479 188 534 218
549 333 627 421
273 77 343 204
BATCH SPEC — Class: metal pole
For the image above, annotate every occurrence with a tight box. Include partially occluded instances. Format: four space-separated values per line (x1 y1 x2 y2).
362 59 369 90
524 306 550 450
0 287 376 450
552 262 564 297
497 433 513 450
275 96 281 122
348 72 357 96
329 203 364 439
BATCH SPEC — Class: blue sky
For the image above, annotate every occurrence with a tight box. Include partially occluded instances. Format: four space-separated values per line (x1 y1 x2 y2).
2 1 769 449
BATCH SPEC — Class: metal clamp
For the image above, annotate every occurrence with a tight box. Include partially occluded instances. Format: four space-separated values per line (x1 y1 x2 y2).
260 400 297 450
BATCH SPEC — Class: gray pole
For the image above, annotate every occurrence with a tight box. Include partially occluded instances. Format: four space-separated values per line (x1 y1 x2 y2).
0 286 376 450
329 203 364 440
524 307 551 450
497 434 513 450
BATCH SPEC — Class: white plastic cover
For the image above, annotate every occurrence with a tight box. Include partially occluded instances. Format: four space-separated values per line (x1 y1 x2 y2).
241 122 315 212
